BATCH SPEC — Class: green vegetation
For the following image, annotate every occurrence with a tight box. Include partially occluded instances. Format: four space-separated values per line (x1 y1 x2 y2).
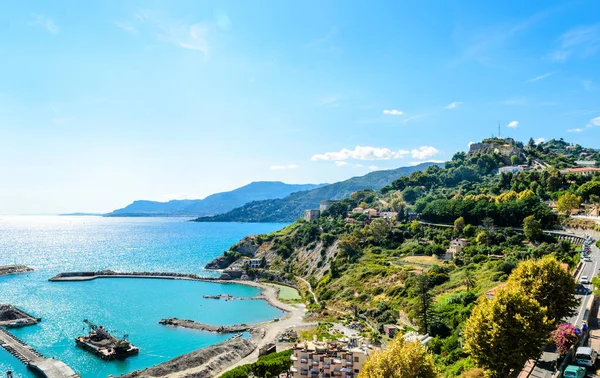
220 349 293 378
194 163 435 223
211 137 599 376
359 337 439 378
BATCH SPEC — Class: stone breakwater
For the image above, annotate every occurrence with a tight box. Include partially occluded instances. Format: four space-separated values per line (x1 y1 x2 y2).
48 270 215 281
118 338 256 378
0 265 34 277
159 318 251 334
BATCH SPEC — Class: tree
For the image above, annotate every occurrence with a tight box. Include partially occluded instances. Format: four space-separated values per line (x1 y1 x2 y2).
463 287 553 378
414 274 432 334
390 197 406 213
523 215 543 242
260 256 267 269
464 269 475 291
510 155 519 165
476 231 490 246
556 193 581 215
482 217 495 234
358 337 439 378
369 219 390 245
552 323 579 356
338 235 362 262
506 255 577 323
454 216 465 234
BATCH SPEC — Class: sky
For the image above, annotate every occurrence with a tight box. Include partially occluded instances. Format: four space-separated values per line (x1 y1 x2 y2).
1 0 600 214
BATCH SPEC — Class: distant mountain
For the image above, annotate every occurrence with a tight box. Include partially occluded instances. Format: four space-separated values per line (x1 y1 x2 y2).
105 182 326 217
59 213 104 216
193 162 438 223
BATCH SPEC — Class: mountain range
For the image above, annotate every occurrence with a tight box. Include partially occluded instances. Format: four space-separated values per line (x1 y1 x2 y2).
193 162 437 223
105 182 326 217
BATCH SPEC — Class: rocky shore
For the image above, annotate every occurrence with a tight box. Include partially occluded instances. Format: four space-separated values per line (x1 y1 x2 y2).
118 338 256 378
158 318 251 334
48 270 214 281
0 265 33 277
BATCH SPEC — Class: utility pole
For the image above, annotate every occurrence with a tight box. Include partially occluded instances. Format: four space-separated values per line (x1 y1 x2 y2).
498 122 501 138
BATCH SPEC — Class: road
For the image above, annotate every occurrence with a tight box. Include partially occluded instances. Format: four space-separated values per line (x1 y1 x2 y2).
524 234 599 378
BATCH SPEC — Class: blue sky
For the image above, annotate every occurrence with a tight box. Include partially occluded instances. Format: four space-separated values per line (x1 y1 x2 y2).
1 0 600 214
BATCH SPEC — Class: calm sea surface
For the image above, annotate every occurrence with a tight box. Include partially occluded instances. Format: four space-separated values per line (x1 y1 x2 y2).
0 216 286 378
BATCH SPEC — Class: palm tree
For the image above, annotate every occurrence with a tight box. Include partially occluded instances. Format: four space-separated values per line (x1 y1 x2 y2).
464 269 475 291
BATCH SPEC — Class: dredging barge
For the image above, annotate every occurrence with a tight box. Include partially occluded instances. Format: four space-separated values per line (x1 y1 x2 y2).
75 320 139 361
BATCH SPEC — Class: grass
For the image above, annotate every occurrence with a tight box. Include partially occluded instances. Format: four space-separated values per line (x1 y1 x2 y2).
268 283 302 300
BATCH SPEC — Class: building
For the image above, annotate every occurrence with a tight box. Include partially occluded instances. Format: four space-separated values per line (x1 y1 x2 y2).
243 259 262 269
289 339 375 378
304 209 321 222
403 331 432 345
320 200 340 212
498 166 525 175
379 212 398 220
444 238 469 260
351 207 364 214
576 160 597 167
485 283 507 299
560 167 600 176
363 208 378 217
383 324 400 338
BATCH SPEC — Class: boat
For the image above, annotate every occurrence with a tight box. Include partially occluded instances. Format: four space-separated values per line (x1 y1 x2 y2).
75 320 139 361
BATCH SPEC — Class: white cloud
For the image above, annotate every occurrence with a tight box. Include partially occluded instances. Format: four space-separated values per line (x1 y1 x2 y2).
30 14 59 34
355 164 364 168
383 109 403 116
116 22 137 33
410 146 439 160
550 23 600 61
468 141 475 148
534 137 546 144
270 164 299 170
334 161 348 167
527 72 554 82
567 128 583 133
311 146 410 161
587 116 600 128
368 165 379 170
133 11 210 55
444 102 463 109
507 120 519 128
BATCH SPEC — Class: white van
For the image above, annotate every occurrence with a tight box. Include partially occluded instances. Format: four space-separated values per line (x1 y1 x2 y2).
575 346 597 367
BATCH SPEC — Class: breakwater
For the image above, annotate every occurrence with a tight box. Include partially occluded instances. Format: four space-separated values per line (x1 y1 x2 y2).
48 270 215 282
0 328 79 378
0 304 41 327
0 265 33 277
159 318 251 333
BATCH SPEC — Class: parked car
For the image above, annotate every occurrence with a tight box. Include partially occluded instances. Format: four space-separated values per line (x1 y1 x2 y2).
575 346 598 367
580 276 590 284
563 365 586 378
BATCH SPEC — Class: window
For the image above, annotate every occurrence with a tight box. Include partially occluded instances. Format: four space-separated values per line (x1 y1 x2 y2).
354 357 359 362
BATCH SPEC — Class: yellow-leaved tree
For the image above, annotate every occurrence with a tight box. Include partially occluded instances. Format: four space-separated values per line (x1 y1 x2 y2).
358 337 439 378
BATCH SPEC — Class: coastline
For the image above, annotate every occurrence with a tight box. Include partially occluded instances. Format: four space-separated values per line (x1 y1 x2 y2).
0 265 34 277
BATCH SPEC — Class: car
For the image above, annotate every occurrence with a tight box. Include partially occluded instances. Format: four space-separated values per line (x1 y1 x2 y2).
580 276 589 284
563 365 586 378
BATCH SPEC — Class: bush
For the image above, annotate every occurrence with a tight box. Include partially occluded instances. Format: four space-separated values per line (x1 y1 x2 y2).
221 349 293 378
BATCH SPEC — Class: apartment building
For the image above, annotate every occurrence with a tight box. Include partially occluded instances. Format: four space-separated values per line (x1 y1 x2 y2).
289 339 374 378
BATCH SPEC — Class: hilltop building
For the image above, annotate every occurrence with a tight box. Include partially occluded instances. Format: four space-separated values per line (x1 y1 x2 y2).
575 160 596 167
560 167 600 176
498 165 526 175
304 209 321 222
444 238 469 260
320 200 339 212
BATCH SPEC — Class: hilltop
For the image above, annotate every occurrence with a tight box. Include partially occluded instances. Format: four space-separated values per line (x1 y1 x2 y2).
193 162 437 223
104 181 326 217
207 137 600 376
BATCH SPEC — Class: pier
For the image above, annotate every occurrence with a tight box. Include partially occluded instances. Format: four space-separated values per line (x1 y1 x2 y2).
48 270 215 282
0 305 41 328
0 327 79 378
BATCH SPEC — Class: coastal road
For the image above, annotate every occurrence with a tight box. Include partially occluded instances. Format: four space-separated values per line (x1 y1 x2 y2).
524 235 599 378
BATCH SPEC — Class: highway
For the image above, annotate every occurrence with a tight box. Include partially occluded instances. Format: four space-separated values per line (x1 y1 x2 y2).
525 233 599 378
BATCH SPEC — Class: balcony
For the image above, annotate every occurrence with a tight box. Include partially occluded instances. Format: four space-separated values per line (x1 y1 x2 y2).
300 358 308 364
290 367 298 373
291 356 298 361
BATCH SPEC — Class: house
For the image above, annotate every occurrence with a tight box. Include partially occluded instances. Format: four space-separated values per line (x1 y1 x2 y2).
352 207 364 213
289 338 375 378
402 332 432 345
588 207 599 217
304 209 321 222
560 167 600 176
444 238 469 260
379 212 398 220
407 212 421 221
451 238 469 248
485 283 507 299
243 259 262 269
320 200 339 212
498 166 525 175
363 208 378 217
383 324 401 338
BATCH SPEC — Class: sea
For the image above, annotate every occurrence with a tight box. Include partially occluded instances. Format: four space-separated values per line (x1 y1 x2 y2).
0 216 287 378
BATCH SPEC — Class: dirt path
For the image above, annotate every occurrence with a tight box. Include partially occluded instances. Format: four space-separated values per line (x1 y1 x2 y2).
296 276 318 305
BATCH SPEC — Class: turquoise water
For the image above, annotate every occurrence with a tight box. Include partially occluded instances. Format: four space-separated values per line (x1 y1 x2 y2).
0 216 286 378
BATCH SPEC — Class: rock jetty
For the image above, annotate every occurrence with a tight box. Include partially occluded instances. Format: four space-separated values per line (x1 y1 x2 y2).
0 305 41 327
159 318 251 334
0 265 34 277
49 270 215 281
118 338 255 378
